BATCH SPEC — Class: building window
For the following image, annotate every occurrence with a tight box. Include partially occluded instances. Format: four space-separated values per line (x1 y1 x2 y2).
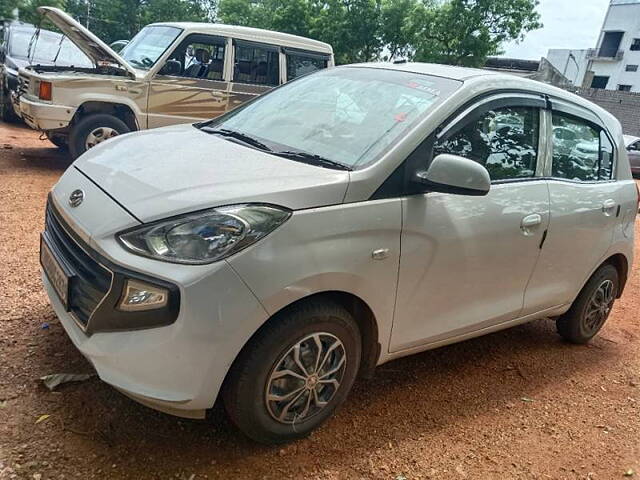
626 64 639 72
591 76 609 89
618 84 632 91
599 31 624 57
631 38 640 51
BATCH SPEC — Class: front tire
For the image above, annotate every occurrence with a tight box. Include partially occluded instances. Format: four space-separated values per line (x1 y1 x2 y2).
46 132 68 150
557 263 619 344
223 301 361 444
69 113 129 159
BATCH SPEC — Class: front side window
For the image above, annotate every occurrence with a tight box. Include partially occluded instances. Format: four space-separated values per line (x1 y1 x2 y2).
551 113 614 181
286 51 328 81
233 43 279 86
628 141 640 152
202 67 461 169
164 36 226 80
120 25 182 70
434 106 539 181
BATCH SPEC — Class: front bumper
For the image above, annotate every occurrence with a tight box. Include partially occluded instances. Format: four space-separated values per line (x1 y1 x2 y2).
19 95 75 131
42 169 270 417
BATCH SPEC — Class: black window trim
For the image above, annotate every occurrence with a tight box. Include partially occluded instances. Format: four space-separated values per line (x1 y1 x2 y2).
283 47 332 61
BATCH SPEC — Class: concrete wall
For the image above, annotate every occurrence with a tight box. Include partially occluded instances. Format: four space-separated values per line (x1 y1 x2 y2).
546 49 589 86
568 86 640 136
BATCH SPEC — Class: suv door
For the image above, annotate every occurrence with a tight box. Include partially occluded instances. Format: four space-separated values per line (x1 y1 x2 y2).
523 103 624 313
147 34 230 129
390 96 550 352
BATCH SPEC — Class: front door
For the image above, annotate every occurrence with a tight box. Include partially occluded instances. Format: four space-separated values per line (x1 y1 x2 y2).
390 101 549 352
147 34 232 129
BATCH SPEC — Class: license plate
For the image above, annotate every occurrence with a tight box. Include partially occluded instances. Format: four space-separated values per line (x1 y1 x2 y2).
40 236 70 309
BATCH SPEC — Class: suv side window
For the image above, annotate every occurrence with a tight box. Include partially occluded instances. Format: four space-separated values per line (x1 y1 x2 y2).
434 106 539 181
286 50 328 81
233 42 279 86
167 35 226 80
628 140 640 151
551 113 614 181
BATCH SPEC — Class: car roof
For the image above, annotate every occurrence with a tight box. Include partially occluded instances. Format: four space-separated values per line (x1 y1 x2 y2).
145 22 333 55
349 62 622 132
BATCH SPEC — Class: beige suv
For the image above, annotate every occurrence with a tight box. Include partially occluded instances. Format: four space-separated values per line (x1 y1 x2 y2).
17 7 333 158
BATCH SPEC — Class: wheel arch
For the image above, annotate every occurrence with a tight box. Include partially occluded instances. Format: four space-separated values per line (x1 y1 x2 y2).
72 101 139 131
604 253 629 298
222 290 381 399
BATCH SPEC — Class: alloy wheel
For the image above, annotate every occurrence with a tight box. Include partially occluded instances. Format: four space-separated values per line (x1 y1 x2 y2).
583 279 615 334
265 332 346 424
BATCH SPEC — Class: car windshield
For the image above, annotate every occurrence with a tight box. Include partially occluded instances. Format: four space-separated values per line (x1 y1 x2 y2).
120 25 182 70
201 67 461 169
9 29 92 66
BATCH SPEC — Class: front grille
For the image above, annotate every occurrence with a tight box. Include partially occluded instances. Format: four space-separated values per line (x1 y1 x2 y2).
18 74 30 96
44 202 112 328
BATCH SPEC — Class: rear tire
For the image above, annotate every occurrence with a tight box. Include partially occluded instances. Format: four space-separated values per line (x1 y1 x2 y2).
556 264 618 344
69 113 129 159
223 300 361 444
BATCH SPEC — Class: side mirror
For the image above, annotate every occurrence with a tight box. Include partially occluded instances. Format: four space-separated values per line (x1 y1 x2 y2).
414 154 491 196
159 59 181 76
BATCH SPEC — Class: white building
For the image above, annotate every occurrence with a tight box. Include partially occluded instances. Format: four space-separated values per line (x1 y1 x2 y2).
546 0 640 92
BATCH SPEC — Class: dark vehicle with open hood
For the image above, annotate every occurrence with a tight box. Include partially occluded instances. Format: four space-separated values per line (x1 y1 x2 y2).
0 19 90 123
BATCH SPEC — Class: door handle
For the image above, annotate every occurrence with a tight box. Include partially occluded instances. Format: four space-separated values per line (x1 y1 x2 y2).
521 213 542 236
602 199 616 215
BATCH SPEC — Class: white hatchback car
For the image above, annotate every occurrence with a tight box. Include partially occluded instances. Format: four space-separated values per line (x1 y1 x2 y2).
41 63 638 444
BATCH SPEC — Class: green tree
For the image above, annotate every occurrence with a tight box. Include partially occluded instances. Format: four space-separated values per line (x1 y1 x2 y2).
409 0 541 67
379 0 420 60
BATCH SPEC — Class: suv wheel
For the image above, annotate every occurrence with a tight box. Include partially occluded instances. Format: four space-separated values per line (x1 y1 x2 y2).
69 113 130 159
1 89 19 123
557 263 619 344
223 300 361 444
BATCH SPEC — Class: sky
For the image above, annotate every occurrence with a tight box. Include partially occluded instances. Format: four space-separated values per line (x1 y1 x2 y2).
501 0 611 60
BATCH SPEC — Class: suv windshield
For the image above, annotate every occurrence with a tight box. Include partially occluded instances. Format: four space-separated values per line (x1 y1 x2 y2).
201 67 461 169
121 25 182 70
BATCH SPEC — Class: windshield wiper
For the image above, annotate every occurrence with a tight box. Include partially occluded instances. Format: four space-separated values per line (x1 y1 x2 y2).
200 127 272 152
274 151 352 171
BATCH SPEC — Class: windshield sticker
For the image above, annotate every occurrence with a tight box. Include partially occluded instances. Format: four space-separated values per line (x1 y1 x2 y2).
407 80 440 97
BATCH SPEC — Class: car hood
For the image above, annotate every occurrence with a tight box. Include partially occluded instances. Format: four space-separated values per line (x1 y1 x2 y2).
37 7 137 78
74 124 350 222
5 56 31 71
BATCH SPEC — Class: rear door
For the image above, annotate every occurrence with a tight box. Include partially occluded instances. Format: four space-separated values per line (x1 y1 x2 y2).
147 34 231 128
523 102 623 313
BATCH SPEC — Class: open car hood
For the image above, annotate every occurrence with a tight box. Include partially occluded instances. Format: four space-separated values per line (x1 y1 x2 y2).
37 7 137 78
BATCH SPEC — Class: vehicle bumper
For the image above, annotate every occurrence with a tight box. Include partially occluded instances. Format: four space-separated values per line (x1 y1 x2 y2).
19 95 75 131
42 170 270 417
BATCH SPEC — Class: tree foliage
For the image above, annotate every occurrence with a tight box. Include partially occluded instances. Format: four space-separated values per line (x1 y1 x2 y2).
4 0 540 66
219 0 541 66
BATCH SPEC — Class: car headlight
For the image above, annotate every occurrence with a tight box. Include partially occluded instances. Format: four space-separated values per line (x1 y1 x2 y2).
118 204 291 264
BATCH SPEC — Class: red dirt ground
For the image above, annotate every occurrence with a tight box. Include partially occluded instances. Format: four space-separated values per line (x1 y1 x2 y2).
0 121 639 479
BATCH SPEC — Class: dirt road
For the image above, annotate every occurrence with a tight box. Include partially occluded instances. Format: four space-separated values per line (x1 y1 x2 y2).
0 121 639 480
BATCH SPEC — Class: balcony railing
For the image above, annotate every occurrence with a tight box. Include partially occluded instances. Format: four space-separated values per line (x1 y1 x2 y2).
586 48 624 61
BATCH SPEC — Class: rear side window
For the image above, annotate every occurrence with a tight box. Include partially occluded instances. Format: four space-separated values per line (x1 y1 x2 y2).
551 113 614 181
434 106 539 181
233 43 279 86
286 51 328 81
